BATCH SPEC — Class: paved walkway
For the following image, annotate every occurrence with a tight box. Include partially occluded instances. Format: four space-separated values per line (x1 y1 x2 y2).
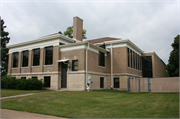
0 91 57 100
0 93 38 99
1 109 66 119
1 91 67 118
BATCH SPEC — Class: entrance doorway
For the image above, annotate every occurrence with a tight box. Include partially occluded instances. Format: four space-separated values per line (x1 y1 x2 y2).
114 78 119 88
61 62 67 88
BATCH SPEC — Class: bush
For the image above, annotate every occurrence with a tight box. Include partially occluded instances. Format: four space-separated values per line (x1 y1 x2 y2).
1 75 43 90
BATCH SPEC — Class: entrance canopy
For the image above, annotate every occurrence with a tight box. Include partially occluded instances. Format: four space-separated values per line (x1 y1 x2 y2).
56 59 69 62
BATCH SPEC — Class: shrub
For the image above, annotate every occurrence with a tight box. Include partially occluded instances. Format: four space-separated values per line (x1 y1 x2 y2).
1 75 43 90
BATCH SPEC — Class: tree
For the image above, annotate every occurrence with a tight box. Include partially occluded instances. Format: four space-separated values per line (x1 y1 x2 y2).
166 35 179 77
1 18 10 77
59 26 87 39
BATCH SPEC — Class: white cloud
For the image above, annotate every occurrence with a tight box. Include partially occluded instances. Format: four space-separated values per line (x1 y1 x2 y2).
1 1 179 64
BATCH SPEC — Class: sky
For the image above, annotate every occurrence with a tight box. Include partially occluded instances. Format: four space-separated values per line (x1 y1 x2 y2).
1 0 179 64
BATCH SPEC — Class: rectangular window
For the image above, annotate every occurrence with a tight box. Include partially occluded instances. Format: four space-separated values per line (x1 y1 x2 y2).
45 46 53 65
114 78 119 88
137 55 139 70
100 77 104 88
32 77 38 79
140 56 142 71
133 52 135 69
59 42 65 45
21 77 26 79
127 48 130 67
136 53 138 69
44 76 51 87
131 50 133 68
33 48 40 66
72 60 78 71
99 51 105 67
142 56 153 78
22 50 29 67
13 52 19 68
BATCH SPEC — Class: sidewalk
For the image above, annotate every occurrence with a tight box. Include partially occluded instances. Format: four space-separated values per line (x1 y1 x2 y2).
1 109 66 119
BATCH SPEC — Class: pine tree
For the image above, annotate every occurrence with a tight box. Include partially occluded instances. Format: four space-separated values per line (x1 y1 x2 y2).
166 35 179 77
1 18 10 77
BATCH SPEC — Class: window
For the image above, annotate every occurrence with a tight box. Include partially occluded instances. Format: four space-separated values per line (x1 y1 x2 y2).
140 56 142 71
131 50 133 68
72 60 78 71
13 52 19 68
59 42 65 45
127 48 130 67
137 54 139 70
142 56 153 78
33 48 40 66
22 50 29 67
114 78 119 88
99 51 105 67
44 76 50 87
133 52 135 69
32 77 38 79
21 77 26 79
100 77 104 88
45 46 53 65
136 53 138 69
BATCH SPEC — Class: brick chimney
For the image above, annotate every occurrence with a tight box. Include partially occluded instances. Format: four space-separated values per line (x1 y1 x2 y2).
73 16 83 41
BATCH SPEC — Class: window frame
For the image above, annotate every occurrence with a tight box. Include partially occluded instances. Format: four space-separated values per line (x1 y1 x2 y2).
45 46 53 65
127 48 130 67
131 50 133 68
13 52 19 68
100 77 104 88
33 48 40 66
22 50 29 67
99 51 105 67
72 60 78 71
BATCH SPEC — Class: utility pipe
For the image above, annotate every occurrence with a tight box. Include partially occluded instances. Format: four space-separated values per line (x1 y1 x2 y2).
85 43 89 90
111 44 113 89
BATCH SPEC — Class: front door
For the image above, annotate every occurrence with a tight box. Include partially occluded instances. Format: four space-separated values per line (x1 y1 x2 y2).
61 62 67 88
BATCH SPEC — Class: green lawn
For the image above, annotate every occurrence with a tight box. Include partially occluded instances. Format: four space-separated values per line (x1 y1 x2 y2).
1 89 53 97
1 90 179 118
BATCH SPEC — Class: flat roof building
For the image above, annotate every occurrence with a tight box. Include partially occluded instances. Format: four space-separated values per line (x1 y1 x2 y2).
7 17 166 91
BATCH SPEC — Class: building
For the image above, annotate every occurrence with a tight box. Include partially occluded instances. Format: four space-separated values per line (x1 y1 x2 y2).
7 17 166 91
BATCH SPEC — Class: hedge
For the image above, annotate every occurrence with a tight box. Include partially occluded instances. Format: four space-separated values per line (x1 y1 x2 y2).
1 75 43 90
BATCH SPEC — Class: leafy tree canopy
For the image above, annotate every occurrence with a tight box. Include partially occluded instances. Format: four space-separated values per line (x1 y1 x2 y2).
1 18 10 76
59 26 87 39
166 35 179 77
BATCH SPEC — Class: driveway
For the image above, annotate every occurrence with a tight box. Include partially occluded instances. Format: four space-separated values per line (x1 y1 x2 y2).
1 109 66 119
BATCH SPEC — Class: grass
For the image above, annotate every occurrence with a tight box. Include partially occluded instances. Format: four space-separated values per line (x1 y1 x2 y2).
1 90 179 118
1 89 53 97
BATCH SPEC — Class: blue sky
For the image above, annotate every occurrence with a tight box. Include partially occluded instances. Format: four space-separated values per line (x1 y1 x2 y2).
1 0 179 64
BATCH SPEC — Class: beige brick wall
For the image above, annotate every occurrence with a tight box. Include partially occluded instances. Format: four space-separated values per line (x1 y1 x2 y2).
153 54 166 77
40 48 44 72
90 74 110 90
31 67 41 72
43 66 54 72
113 47 127 73
67 72 85 90
73 17 83 41
11 68 18 74
60 49 86 71
130 77 179 92
88 50 110 73
142 52 166 77
21 67 30 73
8 54 13 74
53 46 59 71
